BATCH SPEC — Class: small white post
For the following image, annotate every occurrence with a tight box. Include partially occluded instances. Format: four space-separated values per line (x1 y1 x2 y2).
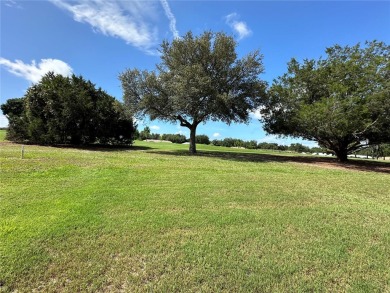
21 145 24 159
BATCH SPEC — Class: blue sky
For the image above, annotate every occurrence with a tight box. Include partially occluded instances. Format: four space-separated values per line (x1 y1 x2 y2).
1 0 389 146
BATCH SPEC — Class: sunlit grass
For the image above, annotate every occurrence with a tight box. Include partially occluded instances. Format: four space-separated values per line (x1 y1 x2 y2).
1 140 389 292
0 130 6 142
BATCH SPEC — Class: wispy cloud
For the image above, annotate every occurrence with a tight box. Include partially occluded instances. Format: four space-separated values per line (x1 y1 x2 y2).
176 124 188 137
176 130 188 137
50 0 160 53
213 132 221 138
150 125 160 130
159 0 179 39
0 58 73 83
4 0 22 9
50 0 180 53
225 13 252 40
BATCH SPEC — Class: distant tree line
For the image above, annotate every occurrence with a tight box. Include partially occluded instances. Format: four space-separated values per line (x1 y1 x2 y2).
211 138 326 153
135 127 331 153
1 73 135 145
135 125 390 157
135 127 191 144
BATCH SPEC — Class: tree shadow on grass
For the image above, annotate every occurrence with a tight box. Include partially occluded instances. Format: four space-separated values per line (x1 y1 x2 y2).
149 149 390 174
51 144 155 152
1 141 155 152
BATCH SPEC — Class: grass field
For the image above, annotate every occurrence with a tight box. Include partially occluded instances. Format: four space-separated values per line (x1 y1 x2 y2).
0 130 6 142
1 133 389 292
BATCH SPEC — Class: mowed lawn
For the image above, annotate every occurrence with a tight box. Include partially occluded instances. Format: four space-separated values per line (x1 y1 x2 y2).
1 135 389 292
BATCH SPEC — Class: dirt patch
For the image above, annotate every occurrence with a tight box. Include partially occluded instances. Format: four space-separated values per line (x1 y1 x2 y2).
144 139 172 143
262 154 390 174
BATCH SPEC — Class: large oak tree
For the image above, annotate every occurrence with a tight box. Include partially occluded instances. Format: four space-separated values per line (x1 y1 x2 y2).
1 72 135 145
261 41 390 162
120 31 267 153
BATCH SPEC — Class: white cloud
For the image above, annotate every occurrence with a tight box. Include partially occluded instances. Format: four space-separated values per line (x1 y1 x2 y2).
150 125 160 130
249 108 263 120
50 0 178 54
159 0 179 39
174 123 189 137
176 130 188 137
0 114 9 128
0 58 73 83
213 132 221 138
225 13 252 40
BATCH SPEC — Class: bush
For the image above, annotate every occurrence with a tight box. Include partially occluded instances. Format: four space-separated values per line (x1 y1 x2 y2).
195 134 210 145
161 133 187 143
289 143 311 153
212 139 223 146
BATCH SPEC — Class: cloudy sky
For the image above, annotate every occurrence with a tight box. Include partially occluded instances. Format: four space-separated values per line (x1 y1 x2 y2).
1 0 389 146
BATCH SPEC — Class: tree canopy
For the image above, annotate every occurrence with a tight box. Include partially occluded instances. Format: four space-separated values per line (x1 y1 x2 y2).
1 72 135 145
260 41 390 161
120 31 267 153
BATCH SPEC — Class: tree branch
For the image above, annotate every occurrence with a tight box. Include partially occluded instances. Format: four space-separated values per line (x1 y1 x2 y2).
352 117 379 138
176 115 192 128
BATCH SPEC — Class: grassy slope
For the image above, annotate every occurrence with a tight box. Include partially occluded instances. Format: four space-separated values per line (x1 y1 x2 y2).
0 140 389 292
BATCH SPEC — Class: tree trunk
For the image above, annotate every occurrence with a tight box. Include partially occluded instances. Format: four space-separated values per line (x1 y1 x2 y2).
334 148 348 162
189 126 197 154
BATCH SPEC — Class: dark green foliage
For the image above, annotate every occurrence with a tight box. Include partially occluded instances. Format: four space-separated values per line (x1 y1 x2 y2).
138 126 151 140
245 140 258 149
138 127 160 140
212 138 244 148
257 142 279 150
212 138 257 149
211 138 321 152
1 98 28 141
261 41 390 162
195 134 210 145
1 72 135 145
211 139 223 146
120 31 267 154
289 143 311 153
161 133 187 144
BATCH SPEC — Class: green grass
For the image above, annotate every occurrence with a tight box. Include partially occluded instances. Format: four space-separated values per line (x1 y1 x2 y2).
1 140 389 292
0 130 6 142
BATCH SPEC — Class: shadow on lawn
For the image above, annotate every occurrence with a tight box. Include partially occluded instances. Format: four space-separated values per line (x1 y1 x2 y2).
149 149 390 174
51 144 155 152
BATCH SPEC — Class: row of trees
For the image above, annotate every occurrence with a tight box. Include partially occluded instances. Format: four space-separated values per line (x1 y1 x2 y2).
136 127 205 144
2 31 389 161
211 139 316 152
120 32 389 161
136 125 390 157
135 127 324 152
1 73 135 145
